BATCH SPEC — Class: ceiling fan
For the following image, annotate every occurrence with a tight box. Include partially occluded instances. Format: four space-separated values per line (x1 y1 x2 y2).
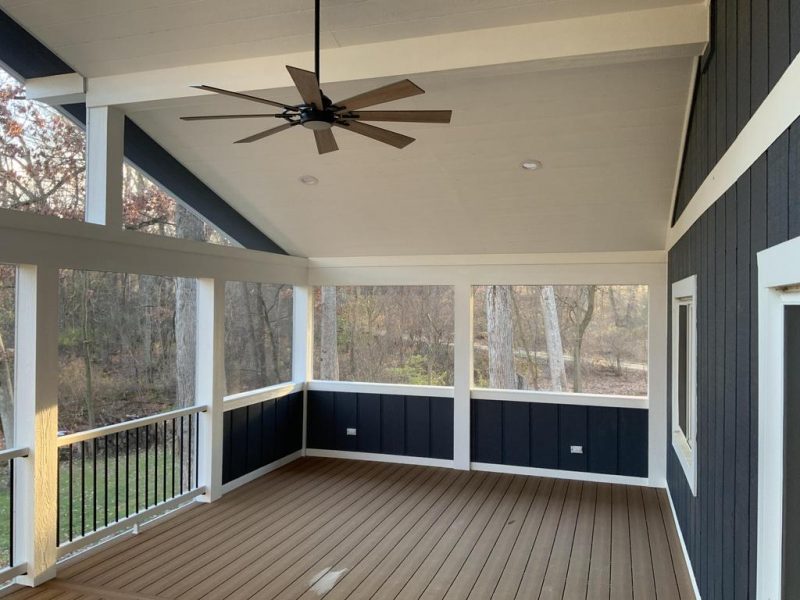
180 0 452 154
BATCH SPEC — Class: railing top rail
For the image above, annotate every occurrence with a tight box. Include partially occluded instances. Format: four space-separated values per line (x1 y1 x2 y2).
470 387 648 409
223 381 304 412
57 405 207 447
0 446 29 461
307 380 454 398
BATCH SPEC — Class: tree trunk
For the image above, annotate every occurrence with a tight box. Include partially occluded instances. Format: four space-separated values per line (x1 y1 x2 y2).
572 285 597 393
81 271 96 428
541 286 567 391
141 275 155 384
175 206 205 408
319 286 339 380
510 288 539 390
0 331 14 445
485 285 516 389
258 285 284 383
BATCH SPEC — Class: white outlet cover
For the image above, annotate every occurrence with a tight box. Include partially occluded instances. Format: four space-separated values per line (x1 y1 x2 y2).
346 428 357 436
570 445 583 454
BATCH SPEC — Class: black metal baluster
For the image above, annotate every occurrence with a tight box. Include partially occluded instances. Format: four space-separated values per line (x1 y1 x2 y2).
55 450 60 548
103 436 108 527
135 427 140 515
10 458 14 563
195 413 199 488
163 420 167 501
171 418 176 498
68 444 73 542
125 430 130 518
180 416 185 494
189 414 194 489
92 437 97 533
153 422 158 505
115 432 119 523
80 441 86 537
144 425 149 509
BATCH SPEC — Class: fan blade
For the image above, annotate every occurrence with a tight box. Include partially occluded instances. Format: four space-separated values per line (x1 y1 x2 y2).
314 129 339 154
286 66 324 109
334 120 414 149
192 85 295 110
334 79 424 111
234 122 296 144
345 110 452 124
180 114 283 121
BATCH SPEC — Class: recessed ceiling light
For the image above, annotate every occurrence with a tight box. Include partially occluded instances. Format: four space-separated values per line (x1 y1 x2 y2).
520 160 543 171
299 175 319 185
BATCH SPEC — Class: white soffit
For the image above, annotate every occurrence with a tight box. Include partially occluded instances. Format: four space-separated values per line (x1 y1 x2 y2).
127 57 693 257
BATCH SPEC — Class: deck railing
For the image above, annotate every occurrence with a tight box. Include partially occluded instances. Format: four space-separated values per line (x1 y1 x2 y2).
0 446 29 578
56 406 206 550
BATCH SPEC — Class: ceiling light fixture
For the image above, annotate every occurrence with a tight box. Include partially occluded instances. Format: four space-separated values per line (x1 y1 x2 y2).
521 160 543 171
299 175 319 185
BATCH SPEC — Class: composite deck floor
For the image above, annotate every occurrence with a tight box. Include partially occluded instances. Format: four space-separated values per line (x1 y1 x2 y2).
6 457 694 600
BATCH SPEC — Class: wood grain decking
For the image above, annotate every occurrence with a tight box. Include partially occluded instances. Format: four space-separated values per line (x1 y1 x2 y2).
4 458 695 599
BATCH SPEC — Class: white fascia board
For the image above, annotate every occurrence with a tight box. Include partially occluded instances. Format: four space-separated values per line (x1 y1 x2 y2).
85 4 708 108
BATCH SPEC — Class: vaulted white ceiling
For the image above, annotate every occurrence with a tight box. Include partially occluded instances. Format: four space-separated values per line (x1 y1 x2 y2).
2 0 707 257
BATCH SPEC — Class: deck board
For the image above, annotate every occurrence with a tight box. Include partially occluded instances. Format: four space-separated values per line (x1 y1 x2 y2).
4 458 696 600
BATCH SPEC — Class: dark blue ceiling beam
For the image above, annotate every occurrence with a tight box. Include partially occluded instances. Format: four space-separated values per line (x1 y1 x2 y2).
0 8 287 255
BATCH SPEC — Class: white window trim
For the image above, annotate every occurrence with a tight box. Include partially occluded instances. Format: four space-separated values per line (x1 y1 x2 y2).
756 235 800 600
671 274 697 495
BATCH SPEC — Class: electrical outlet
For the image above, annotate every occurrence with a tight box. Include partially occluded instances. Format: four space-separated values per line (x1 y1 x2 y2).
570 445 583 454
346 428 357 436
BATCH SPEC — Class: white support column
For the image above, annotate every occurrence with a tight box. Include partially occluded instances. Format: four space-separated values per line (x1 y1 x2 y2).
648 269 669 486
85 106 124 228
453 283 473 470
195 278 225 502
292 286 313 454
14 265 59 586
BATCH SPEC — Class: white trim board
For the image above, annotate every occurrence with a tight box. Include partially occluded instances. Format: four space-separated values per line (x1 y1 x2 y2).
666 487 702 600
307 380 454 398
470 462 651 487
222 382 304 412
220 451 303 494
305 449 455 469
668 52 800 249
756 236 800 599
471 387 648 409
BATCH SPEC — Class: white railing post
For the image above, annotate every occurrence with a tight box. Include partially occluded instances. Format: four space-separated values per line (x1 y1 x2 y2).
453 283 473 470
14 265 59 586
195 278 225 502
85 105 124 228
292 286 313 454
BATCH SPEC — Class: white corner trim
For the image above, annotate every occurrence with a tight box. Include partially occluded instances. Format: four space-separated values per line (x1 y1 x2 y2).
666 486 702 599
668 52 800 249
471 387 648 409
668 56 701 227
305 449 454 469
307 380 454 398
221 451 303 494
470 462 651 487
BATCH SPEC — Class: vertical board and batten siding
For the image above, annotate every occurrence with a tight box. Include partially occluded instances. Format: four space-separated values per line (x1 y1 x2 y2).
668 1 800 598
470 399 648 477
306 391 454 460
222 392 303 484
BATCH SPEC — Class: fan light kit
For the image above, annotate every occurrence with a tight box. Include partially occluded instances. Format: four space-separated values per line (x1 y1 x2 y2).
299 175 319 185
181 0 452 154
521 160 543 171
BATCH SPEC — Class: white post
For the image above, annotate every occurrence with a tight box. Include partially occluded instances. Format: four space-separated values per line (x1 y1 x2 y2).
195 278 225 502
85 106 124 228
453 283 473 470
14 265 59 586
648 268 669 486
292 286 313 454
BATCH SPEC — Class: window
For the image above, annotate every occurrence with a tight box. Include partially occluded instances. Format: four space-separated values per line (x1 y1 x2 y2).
0 66 85 219
312 286 454 386
58 270 196 433
671 275 697 494
473 285 648 397
224 282 293 395
123 164 234 246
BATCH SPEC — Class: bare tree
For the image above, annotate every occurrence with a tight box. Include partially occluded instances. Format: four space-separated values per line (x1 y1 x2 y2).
541 286 567 391
563 285 597 392
0 331 14 444
175 206 205 407
319 286 339 380
486 285 516 389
